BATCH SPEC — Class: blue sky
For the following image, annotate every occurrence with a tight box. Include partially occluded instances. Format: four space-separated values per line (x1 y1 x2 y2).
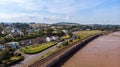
0 0 119 24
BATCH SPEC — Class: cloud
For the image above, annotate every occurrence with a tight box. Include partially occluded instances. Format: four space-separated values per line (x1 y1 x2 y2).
0 13 72 23
0 0 107 14
0 0 43 11
0 0 119 24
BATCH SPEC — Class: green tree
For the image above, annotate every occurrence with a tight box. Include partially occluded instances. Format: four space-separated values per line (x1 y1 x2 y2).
36 30 44 36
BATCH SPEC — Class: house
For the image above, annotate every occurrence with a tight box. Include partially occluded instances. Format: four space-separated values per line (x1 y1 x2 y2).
0 45 5 50
20 37 45 45
6 42 19 49
2 26 24 37
52 36 59 40
11 29 24 35
1 26 13 34
20 39 32 45
32 37 45 44
6 32 24 37
6 29 24 37
26 29 36 34
46 37 52 42
46 36 59 42
62 30 68 35
6 34 13 37
72 34 77 39
29 23 50 28
52 36 56 40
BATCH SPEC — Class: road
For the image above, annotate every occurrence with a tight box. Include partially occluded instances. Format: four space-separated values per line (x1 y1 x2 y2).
62 31 120 67
11 42 63 67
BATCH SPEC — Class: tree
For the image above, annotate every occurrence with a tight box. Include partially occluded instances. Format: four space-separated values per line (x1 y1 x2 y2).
36 29 44 36
68 32 73 37
45 28 54 35
0 48 12 61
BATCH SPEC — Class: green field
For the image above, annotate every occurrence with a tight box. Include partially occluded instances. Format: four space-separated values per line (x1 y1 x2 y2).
22 42 56 54
1 56 24 65
61 35 70 39
76 30 102 39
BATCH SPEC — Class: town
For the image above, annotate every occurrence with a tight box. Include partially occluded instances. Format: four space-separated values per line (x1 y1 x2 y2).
0 22 120 67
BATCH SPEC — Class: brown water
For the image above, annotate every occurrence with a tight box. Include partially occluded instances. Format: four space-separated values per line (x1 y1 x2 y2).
62 32 120 67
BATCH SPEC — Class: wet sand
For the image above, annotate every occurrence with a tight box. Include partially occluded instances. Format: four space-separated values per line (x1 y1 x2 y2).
62 32 120 67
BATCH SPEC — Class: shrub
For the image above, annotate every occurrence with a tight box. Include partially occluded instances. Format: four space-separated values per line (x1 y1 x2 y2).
69 39 73 42
62 41 69 46
78 37 80 39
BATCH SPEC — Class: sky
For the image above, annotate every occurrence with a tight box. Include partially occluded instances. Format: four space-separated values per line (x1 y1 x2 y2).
0 0 120 24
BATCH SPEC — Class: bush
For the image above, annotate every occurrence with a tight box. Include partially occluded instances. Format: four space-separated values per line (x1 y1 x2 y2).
62 41 69 46
14 53 21 56
78 37 80 39
69 39 73 42
60 39 64 42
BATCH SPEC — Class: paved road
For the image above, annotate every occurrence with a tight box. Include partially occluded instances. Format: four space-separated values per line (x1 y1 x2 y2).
11 42 63 67
62 32 120 67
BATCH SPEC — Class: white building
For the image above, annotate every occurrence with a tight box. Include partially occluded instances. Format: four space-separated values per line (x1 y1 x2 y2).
6 42 19 48
46 36 59 42
0 45 5 49
11 29 24 35
46 37 52 42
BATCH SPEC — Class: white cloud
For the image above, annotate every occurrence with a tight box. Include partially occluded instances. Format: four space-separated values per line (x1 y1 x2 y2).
0 13 72 23
0 0 119 24
0 0 25 5
0 0 43 10
0 0 107 14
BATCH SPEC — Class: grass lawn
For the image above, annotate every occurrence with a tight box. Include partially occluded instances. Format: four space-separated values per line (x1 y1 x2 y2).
61 35 70 39
10 56 20 60
22 42 56 54
2 56 24 65
76 30 102 39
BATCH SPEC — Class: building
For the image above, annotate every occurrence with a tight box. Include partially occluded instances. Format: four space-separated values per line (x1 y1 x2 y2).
1 26 13 34
20 39 32 45
20 37 45 45
0 45 5 50
6 42 19 49
46 36 59 42
72 34 77 39
46 37 52 42
2 26 24 37
6 29 24 37
29 23 50 29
